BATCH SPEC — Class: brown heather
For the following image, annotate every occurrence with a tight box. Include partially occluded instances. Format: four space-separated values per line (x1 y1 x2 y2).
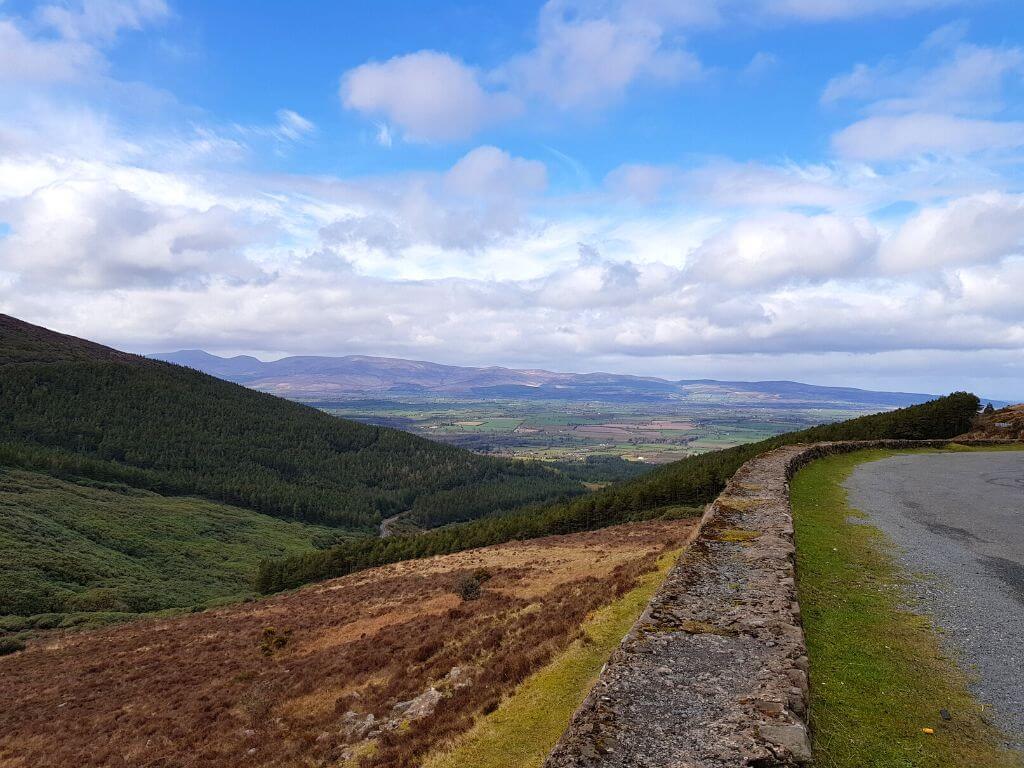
0 519 693 768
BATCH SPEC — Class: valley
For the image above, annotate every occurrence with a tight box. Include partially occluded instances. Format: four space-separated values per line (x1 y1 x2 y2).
0 468 348 630
0 314 1012 768
317 397 866 465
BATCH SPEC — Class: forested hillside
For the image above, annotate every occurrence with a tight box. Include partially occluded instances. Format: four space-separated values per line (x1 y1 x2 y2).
0 315 583 531
258 391 980 592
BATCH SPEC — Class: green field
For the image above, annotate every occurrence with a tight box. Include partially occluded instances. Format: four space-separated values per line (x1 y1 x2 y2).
321 398 865 466
0 467 348 631
792 448 1022 768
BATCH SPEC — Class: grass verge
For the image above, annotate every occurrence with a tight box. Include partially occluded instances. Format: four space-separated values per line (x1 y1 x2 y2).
422 547 684 768
791 447 1023 768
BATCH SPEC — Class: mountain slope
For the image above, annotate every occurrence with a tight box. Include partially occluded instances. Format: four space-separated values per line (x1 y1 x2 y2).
151 348 941 407
0 315 582 531
0 467 346 618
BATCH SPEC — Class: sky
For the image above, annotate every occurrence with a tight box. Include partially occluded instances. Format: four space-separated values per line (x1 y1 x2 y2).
1 0 1023 399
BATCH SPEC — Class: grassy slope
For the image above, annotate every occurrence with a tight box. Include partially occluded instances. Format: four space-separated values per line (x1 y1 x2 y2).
791 447 1022 768
422 547 683 768
0 467 344 622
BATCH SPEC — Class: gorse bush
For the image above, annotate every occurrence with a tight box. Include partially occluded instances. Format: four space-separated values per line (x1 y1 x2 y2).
256 392 980 593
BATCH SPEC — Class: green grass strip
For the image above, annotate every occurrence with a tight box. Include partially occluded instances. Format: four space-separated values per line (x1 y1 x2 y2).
422 547 683 768
792 447 1022 768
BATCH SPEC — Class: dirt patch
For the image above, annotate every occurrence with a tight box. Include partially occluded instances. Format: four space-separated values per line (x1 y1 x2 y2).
0 519 693 768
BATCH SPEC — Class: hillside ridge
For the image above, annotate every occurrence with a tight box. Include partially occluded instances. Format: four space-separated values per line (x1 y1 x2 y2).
150 348 942 407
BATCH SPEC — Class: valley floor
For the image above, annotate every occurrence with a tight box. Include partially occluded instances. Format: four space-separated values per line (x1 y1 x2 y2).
0 518 694 768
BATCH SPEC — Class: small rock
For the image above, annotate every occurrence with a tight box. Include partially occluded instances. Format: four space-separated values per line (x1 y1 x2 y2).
754 699 784 715
940 708 952 721
402 687 443 721
758 723 812 763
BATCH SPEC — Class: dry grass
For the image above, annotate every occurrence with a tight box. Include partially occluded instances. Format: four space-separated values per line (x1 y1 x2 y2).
0 519 693 768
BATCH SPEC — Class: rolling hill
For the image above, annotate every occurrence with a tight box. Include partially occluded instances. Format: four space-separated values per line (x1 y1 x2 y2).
0 315 582 532
0 467 347 620
150 349 944 408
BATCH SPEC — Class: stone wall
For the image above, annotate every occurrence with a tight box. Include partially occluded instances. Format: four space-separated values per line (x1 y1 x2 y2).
544 439 1016 768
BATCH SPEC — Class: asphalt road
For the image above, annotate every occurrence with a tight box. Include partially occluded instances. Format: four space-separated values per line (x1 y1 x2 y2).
845 451 1024 750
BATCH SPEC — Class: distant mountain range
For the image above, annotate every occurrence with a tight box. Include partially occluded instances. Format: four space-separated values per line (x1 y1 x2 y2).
149 349 956 409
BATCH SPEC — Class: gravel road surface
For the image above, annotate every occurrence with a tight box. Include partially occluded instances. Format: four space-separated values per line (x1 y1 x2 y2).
845 451 1024 750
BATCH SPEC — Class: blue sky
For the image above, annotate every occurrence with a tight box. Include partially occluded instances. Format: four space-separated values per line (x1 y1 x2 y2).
1 0 1023 399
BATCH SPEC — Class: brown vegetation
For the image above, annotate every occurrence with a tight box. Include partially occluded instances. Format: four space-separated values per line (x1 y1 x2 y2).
0 519 693 768
959 403 1024 440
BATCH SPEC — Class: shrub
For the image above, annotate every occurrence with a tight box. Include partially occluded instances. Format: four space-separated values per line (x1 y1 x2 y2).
454 574 482 601
0 638 26 656
259 626 291 656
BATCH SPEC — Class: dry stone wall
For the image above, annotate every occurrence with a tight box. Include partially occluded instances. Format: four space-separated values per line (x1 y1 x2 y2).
545 439 1016 768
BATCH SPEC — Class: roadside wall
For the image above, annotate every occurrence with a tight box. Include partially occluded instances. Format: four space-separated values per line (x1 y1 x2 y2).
545 439 1016 768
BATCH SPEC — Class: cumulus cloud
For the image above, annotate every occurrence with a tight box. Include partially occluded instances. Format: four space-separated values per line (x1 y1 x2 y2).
685 213 878 288
310 147 549 258
498 0 703 109
341 51 520 142
340 0 705 142
0 178 264 289
444 146 547 198
880 193 1024 272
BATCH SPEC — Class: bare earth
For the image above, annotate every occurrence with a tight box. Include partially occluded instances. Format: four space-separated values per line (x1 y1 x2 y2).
0 519 694 768
845 451 1024 750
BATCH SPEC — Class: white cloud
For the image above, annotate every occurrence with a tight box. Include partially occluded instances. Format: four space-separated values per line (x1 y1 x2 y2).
340 0 705 143
36 0 169 42
742 51 778 80
0 19 102 82
374 122 393 148
826 36 1024 160
685 212 878 287
0 177 265 289
880 193 1024 272
498 0 703 109
273 109 315 141
341 51 521 142
757 0 974 22
604 163 675 202
823 43 1024 115
444 146 547 199
833 113 1024 160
